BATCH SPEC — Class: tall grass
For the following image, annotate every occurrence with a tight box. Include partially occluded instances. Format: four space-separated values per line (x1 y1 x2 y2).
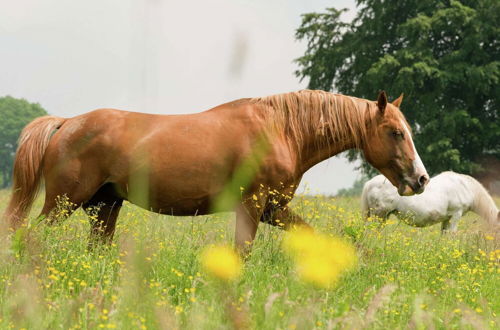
0 190 498 329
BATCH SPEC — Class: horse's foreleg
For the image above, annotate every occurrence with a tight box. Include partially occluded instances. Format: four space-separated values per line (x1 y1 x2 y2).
235 204 262 256
363 208 370 221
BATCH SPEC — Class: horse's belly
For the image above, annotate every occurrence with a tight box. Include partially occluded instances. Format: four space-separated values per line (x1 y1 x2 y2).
113 177 216 216
153 199 212 216
129 193 212 216
409 212 448 227
398 205 448 227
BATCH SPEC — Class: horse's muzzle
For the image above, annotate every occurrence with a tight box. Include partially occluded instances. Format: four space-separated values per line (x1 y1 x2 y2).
398 173 429 196
412 174 429 194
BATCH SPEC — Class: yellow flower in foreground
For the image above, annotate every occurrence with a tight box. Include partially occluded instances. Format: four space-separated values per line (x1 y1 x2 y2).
296 256 341 288
283 227 357 288
201 245 242 281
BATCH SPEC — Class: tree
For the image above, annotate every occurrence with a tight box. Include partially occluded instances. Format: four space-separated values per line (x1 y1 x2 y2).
336 176 369 197
295 0 500 176
0 96 48 188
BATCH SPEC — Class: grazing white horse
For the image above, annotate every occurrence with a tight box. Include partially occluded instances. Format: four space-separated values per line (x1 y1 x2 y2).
361 171 499 232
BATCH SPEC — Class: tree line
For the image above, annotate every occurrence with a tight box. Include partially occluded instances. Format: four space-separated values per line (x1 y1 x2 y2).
295 0 499 177
0 96 47 188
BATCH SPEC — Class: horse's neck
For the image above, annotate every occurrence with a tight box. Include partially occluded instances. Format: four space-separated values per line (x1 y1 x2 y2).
296 136 356 174
260 91 369 175
295 99 361 173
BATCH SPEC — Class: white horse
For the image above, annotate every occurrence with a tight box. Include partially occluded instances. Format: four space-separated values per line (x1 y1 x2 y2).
361 171 499 232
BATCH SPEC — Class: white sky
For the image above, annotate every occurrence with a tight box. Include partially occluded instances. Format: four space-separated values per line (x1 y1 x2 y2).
0 0 361 195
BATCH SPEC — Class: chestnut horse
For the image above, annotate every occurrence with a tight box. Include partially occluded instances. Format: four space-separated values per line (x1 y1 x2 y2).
4 90 428 251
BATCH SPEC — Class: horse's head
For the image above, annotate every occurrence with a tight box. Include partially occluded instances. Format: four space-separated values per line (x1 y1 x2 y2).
363 91 429 196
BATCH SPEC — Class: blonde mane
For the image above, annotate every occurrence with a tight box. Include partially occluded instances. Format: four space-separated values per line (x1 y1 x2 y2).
251 90 379 152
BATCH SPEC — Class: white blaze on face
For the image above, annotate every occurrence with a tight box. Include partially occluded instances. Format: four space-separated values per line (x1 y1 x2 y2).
401 120 426 175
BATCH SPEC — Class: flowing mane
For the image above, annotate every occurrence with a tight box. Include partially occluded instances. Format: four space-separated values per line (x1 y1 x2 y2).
251 90 380 151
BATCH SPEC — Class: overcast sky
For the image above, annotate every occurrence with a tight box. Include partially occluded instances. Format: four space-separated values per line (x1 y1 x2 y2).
0 0 361 195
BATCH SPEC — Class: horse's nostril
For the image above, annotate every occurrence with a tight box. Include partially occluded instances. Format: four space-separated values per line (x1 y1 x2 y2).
418 175 429 187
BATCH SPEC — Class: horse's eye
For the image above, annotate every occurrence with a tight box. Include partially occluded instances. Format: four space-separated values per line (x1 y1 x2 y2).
392 130 404 139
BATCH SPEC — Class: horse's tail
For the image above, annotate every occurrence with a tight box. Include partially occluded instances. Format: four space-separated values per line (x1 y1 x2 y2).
3 115 66 229
466 175 499 225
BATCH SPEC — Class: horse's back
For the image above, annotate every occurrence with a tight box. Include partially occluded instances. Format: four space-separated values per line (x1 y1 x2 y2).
363 173 450 224
41 104 296 215
431 172 475 208
44 109 157 167
399 171 475 224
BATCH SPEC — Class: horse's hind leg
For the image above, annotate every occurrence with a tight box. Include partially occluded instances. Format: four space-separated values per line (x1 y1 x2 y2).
261 207 312 231
449 212 462 233
441 220 451 233
441 212 461 234
39 179 100 225
83 183 123 246
38 162 107 225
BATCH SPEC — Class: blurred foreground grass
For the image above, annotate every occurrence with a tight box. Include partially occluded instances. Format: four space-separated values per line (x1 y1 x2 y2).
0 190 498 329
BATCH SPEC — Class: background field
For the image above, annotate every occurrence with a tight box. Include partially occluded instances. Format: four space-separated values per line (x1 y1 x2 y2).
0 190 498 329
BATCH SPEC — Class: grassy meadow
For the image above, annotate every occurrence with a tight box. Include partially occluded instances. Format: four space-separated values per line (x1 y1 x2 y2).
0 189 498 329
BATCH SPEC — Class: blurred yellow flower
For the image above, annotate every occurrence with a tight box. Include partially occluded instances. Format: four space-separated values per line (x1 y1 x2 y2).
201 245 242 281
282 227 357 288
296 256 341 288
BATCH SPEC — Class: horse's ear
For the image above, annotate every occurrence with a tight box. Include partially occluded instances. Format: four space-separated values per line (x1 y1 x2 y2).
377 91 388 114
392 93 404 107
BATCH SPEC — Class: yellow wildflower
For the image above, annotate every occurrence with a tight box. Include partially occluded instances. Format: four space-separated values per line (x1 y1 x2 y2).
282 227 357 288
201 245 242 281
